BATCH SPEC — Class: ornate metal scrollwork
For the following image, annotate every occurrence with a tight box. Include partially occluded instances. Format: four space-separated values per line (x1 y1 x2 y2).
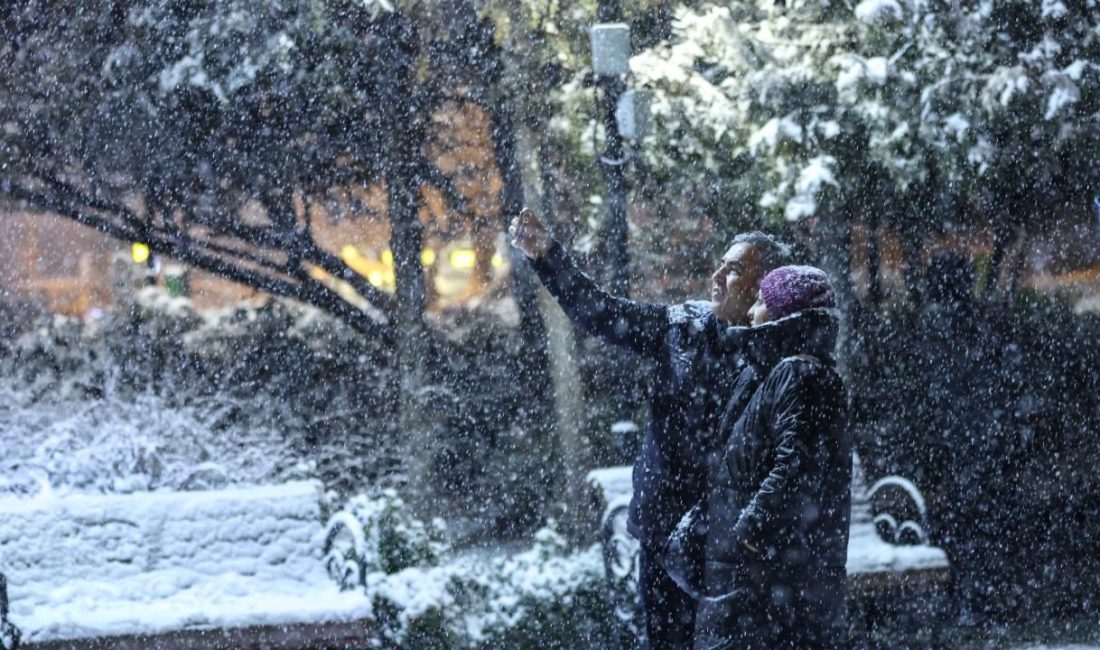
600 497 642 647
0 573 21 650
868 475 932 546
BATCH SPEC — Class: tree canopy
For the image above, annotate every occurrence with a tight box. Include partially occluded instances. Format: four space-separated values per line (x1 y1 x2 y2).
548 0 1100 299
0 0 522 337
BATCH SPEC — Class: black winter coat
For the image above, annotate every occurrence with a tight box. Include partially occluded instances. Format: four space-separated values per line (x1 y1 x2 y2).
669 308 851 650
532 242 741 548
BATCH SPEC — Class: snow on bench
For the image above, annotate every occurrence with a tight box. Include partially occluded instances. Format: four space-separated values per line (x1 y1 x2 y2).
0 481 371 647
845 458 949 591
588 454 950 591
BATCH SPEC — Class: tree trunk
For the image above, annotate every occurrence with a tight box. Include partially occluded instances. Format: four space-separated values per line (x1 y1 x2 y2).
534 128 596 542
1006 228 1029 298
538 290 591 541
378 18 434 510
390 170 432 500
899 222 924 306
486 90 570 532
488 102 552 406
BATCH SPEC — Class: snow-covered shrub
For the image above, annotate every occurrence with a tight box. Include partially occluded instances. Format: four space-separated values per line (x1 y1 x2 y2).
0 289 402 495
323 489 447 590
355 519 615 649
0 290 314 494
0 618 19 650
0 287 555 536
0 388 304 495
318 507 616 648
458 521 613 649
370 568 463 650
3 287 202 402
0 293 45 350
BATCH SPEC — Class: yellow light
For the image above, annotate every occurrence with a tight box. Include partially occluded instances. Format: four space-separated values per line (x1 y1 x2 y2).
131 242 150 264
341 244 360 261
368 270 385 287
421 248 437 266
382 249 394 266
491 254 504 269
342 245 379 279
450 248 477 270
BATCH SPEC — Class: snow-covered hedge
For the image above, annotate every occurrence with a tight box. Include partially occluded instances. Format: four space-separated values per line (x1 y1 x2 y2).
453 525 614 649
321 492 616 648
324 489 449 590
0 388 308 496
0 288 404 494
0 291 354 495
369 523 614 649
0 286 558 534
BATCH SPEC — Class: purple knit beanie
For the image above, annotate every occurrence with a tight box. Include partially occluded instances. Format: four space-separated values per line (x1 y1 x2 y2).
759 265 837 319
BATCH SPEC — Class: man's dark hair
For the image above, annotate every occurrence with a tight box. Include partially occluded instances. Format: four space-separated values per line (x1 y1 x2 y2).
731 231 792 273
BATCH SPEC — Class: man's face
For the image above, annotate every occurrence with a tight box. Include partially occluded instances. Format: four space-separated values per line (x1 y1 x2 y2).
710 242 766 325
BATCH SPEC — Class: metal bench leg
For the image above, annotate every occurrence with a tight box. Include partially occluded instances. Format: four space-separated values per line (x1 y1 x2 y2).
1 573 21 650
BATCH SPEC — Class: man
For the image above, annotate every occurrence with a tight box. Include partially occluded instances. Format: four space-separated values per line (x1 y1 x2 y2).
508 208 790 648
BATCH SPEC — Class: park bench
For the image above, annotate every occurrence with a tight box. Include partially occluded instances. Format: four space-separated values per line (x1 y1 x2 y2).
590 454 951 636
0 481 374 649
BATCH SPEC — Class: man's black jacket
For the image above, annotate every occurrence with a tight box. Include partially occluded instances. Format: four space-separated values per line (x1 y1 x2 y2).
532 242 740 547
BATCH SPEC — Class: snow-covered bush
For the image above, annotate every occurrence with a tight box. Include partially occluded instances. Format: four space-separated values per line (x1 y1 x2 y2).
357 518 615 649
0 293 45 350
456 521 612 649
0 389 305 495
0 287 556 535
0 619 19 650
4 287 202 402
371 577 463 650
324 489 448 590
0 288 395 495
319 505 616 648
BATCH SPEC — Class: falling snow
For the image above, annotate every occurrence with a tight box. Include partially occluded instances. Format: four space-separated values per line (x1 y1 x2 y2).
1 0 1100 648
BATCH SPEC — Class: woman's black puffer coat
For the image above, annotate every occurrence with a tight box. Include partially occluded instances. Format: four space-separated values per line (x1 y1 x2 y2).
669 308 851 650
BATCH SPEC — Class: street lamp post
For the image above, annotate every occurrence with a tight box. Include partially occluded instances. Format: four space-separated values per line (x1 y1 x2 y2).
591 11 655 466
591 15 631 297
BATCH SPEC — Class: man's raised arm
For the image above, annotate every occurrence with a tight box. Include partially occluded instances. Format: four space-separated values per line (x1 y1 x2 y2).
509 208 668 358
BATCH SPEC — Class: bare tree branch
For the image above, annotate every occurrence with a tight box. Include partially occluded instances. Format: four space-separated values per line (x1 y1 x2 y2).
5 183 392 340
30 171 400 320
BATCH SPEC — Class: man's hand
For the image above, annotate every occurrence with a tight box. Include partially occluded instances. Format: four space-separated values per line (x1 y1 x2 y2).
508 208 553 260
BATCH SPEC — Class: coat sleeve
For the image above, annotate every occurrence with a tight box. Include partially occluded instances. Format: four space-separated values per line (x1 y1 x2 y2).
731 360 819 553
530 241 669 358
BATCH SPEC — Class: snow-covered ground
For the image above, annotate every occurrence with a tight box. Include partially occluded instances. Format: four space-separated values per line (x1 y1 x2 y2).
0 475 1092 648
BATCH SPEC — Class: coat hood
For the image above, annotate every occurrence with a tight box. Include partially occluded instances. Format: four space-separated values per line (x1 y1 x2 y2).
720 307 840 369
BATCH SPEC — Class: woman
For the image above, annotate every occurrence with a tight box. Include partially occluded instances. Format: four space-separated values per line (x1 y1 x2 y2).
667 265 851 649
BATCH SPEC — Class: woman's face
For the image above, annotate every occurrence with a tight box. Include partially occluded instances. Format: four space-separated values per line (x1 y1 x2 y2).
748 292 770 326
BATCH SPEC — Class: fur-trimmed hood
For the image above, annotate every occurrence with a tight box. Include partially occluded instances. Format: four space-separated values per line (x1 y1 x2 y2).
720 307 840 369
